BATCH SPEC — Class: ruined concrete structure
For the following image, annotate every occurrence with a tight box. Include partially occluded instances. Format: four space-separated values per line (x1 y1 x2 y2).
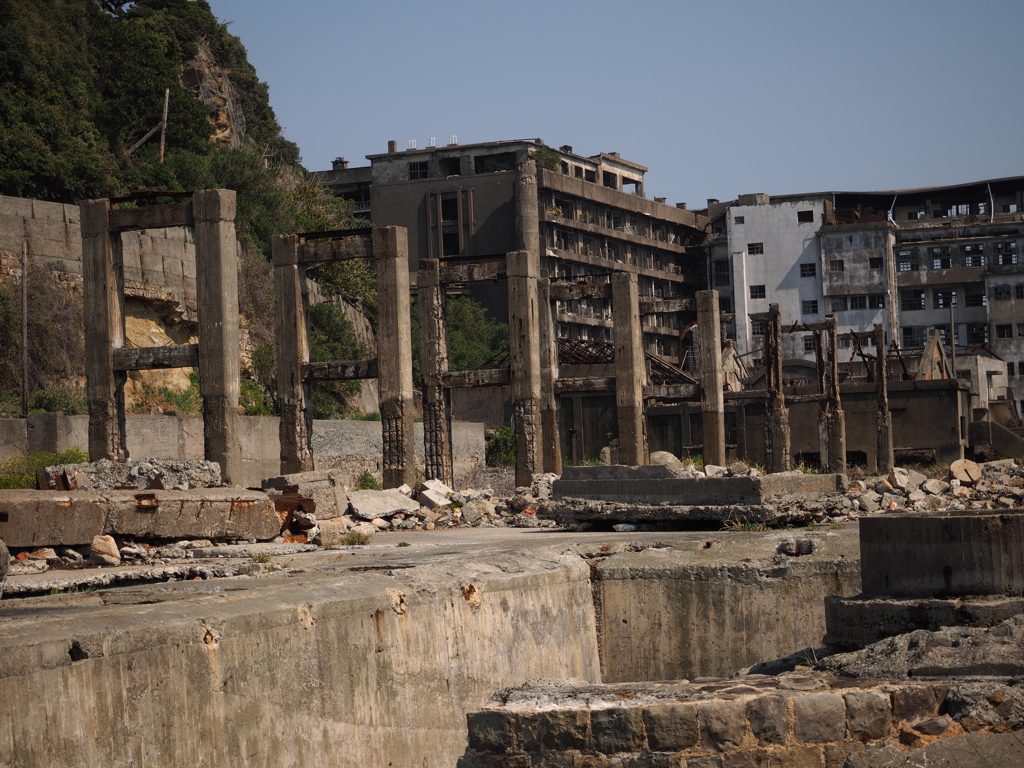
314 139 710 365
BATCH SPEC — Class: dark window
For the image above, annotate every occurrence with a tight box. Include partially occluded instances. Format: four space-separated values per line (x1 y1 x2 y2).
439 157 461 177
966 323 988 345
869 256 884 269
719 296 732 313
902 327 926 348
560 161 569 174
751 320 765 336
997 324 1013 339
474 152 517 173
933 290 957 309
849 295 867 310
574 166 583 179
713 261 730 286
897 250 918 272
734 215 745 224
962 244 985 268
748 242 764 255
801 300 819 316
408 161 429 180
829 260 844 272
932 247 951 270
994 285 1012 301
1017 285 1024 299
797 210 815 223
440 196 458 222
442 232 460 256
964 287 986 307
750 285 766 299
602 171 618 189
803 336 815 352
831 297 848 312
800 263 817 278
1009 362 1016 377
870 293 885 308
839 337 852 349
901 289 926 311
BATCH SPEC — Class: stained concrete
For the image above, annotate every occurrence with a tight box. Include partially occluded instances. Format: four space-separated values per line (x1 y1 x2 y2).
0 527 860 767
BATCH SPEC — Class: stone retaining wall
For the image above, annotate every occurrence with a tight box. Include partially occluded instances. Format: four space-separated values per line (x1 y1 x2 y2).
460 676 974 767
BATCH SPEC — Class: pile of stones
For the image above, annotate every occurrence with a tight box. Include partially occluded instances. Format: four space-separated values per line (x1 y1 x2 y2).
43 458 223 490
846 458 1024 515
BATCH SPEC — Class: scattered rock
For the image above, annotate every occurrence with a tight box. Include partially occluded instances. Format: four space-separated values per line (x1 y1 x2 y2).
418 478 454 509
949 459 982 486
777 538 816 557
90 535 121 566
348 490 420 520
704 464 728 478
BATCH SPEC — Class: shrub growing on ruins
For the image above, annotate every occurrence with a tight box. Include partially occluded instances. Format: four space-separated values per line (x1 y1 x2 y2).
486 427 516 468
0 449 88 489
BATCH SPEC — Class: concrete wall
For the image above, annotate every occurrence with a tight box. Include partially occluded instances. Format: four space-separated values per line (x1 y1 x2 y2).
594 539 861 681
0 413 486 488
0 549 600 768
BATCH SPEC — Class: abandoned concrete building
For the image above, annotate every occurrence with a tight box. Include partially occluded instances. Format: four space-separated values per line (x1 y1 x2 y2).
313 139 710 365
705 177 1024 420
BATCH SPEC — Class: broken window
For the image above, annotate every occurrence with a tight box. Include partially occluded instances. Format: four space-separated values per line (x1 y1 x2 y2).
869 256 884 269
831 297 848 312
1009 362 1016 377
803 336 815 352
621 178 641 195
713 261 730 286
849 295 867 310
797 210 815 223
408 161 429 180
964 286 987 307
962 244 985 268
574 166 583 179
440 196 459 223
931 247 951 270
719 296 732 313
1018 325 1024 337
1017 285 1024 300
993 285 1012 301
897 250 918 272
734 215 745 225
474 152 516 173
800 263 817 278
997 325 1013 339
584 169 597 183
442 231 460 256
870 293 886 308
966 323 988 345
560 161 569 175
829 260 845 272
902 327 926 349
438 157 461 177
750 285 766 300
933 290 957 309
933 324 954 345
603 171 618 190
801 300 819 316
751 319 766 336
900 289 925 311
747 242 764 255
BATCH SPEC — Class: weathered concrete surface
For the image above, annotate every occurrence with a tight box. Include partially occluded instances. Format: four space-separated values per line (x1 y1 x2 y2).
825 593 1024 650
460 674 1023 768
0 541 599 768
593 528 861 680
0 527 866 766
0 488 280 547
262 468 349 520
861 511 1024 598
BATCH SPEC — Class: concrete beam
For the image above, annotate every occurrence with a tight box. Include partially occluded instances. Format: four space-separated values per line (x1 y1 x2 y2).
612 272 647 466
697 290 725 467
273 234 312 474
508 251 542 487
418 259 453 486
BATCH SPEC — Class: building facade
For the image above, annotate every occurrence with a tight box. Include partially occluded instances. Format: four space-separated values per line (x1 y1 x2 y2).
314 139 710 365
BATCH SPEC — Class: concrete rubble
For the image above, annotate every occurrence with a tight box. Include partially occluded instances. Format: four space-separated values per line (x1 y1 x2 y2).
44 458 223 490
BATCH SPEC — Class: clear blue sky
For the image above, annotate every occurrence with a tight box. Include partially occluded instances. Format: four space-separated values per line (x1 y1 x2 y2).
208 0 1024 210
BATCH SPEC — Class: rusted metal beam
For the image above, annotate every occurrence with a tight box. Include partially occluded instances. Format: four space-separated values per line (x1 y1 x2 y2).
639 297 695 314
113 344 199 371
303 359 378 381
109 202 194 232
437 261 506 284
441 368 511 389
549 282 612 301
293 236 373 265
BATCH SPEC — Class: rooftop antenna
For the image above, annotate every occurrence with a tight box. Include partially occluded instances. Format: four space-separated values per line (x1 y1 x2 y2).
408 139 417 149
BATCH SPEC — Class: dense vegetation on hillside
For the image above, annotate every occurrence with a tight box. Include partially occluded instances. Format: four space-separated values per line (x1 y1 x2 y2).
0 0 372 416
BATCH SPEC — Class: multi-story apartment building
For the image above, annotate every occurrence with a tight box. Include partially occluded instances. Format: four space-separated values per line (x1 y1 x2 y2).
706 177 1024 409
313 139 710 365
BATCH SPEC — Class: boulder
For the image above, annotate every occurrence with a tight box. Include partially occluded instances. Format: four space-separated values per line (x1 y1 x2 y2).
90 534 120 566
418 478 454 509
347 490 420 520
650 451 683 472
704 464 728 478
461 498 495 525
949 459 982 486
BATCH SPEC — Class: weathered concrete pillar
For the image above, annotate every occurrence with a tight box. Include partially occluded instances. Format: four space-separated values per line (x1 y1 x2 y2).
194 189 242 486
538 274 562 475
875 323 894 474
764 303 790 472
81 199 126 462
696 290 725 467
821 314 847 474
418 259 453 486
272 234 312 474
375 227 416 489
515 153 540 254
508 250 542 487
612 272 648 466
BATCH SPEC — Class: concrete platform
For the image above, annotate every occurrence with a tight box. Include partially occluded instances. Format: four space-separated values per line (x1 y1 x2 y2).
0 488 281 547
